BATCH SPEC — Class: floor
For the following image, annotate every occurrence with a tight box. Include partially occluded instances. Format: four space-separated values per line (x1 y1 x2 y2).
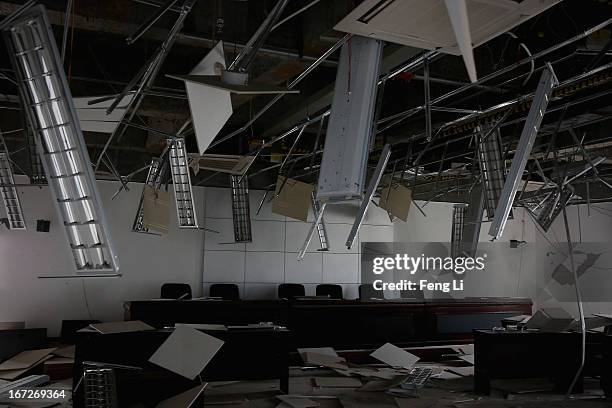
201 366 611 408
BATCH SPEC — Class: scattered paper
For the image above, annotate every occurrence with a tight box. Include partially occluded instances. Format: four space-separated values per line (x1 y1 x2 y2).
446 366 474 377
156 383 207 408
89 320 155 334
301 352 346 369
52 345 75 359
314 377 361 388
176 323 228 331
0 348 57 371
370 343 420 370
458 354 475 365
149 325 224 380
276 395 320 408
297 347 339 360
0 355 54 380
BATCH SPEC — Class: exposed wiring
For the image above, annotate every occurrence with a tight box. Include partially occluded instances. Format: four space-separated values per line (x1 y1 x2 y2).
506 32 534 86
81 279 94 320
562 204 586 400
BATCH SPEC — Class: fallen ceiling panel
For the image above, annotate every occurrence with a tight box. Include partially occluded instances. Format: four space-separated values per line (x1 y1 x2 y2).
74 94 134 134
176 41 232 156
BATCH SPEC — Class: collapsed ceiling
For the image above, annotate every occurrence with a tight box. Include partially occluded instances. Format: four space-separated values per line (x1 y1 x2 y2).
1 0 611 206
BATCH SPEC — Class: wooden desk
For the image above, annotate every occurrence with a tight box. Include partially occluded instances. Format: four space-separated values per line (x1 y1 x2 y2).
126 298 532 349
73 327 290 407
474 329 606 395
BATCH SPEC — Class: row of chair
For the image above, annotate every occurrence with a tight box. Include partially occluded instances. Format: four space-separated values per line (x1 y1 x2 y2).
161 283 387 301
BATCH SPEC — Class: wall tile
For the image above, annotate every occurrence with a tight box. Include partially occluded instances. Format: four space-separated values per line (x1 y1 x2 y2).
205 187 233 219
204 218 246 251
203 250 244 282
246 220 285 252
285 221 319 253
284 252 323 284
244 252 284 283
324 223 358 254
322 253 359 284
358 225 394 246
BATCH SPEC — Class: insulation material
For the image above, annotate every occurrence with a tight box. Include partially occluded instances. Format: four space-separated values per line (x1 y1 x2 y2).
272 176 314 222
143 185 170 233
181 41 232 155
379 184 412 222
74 94 134 133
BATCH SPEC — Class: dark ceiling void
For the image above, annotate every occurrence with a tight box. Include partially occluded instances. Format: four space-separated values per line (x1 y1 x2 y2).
1 0 611 205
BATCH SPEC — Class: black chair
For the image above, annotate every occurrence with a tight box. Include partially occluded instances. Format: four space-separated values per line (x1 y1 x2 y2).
160 283 192 300
358 284 384 300
278 283 305 300
209 283 241 301
316 284 343 299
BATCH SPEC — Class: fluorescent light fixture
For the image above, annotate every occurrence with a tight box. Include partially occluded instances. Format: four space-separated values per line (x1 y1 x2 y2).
346 144 392 249
460 184 485 258
2 5 119 273
489 64 558 239
0 152 26 230
169 137 198 228
132 158 164 233
311 192 329 251
477 125 506 220
451 204 467 258
230 175 252 243
24 124 46 184
317 36 383 202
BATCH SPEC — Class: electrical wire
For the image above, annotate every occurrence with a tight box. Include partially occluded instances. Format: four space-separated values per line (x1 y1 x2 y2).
81 279 94 320
562 203 586 400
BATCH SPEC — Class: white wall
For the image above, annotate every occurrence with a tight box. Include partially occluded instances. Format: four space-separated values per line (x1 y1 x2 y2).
8 175 606 335
534 202 612 317
393 201 538 300
0 176 205 336
202 187 394 300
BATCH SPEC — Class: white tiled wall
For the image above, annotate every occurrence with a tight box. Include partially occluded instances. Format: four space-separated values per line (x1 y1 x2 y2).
202 187 394 300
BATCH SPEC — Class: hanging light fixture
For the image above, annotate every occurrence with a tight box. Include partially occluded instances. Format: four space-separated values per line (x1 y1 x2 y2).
1 5 119 273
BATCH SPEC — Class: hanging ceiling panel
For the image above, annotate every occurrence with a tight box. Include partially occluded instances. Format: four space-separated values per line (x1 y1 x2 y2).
334 0 560 55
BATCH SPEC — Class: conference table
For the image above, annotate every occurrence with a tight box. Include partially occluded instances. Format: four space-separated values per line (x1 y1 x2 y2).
73 326 290 407
126 297 533 349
